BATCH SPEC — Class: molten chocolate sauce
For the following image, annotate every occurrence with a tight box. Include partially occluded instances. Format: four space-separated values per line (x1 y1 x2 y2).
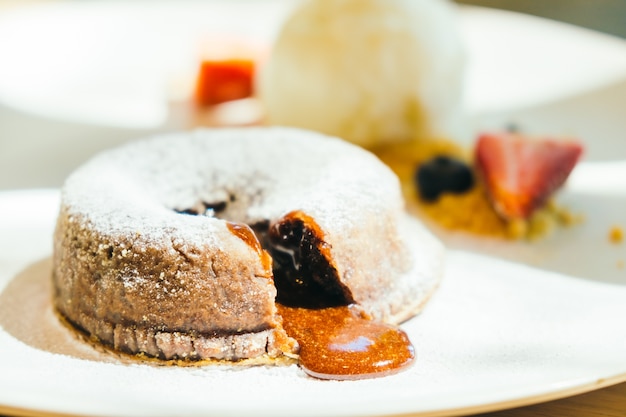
268 211 353 308
225 212 415 380
226 222 273 273
278 304 415 380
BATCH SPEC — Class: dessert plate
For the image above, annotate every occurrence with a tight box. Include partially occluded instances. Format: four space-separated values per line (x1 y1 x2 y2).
1 189 625 417
427 156 626 285
0 1 625 128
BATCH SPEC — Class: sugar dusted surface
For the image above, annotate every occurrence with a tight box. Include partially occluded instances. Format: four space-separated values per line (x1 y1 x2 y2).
4 221 626 417
61 127 405 244
53 126 432 360
3 214 443 416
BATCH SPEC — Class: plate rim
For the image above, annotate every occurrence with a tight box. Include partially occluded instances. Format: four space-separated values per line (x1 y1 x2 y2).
1 189 626 417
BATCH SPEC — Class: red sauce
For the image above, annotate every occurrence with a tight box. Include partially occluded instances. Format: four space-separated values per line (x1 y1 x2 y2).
194 59 255 106
277 304 415 380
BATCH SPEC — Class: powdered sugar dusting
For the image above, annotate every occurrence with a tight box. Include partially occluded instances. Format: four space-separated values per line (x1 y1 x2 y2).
61 127 404 245
2 211 444 417
53 126 429 362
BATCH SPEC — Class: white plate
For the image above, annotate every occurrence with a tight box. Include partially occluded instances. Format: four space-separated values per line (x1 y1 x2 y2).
1 2 626 416
427 157 626 285
0 1 625 128
1 189 626 417
2 1 626 190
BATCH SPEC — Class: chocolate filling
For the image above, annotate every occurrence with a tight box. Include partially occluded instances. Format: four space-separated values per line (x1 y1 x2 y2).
176 206 354 309
267 211 354 308
175 200 229 216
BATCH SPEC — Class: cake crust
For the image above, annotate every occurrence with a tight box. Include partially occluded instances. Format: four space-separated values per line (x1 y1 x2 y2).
52 127 444 361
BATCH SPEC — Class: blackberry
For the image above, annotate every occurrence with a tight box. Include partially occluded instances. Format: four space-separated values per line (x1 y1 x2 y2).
415 156 474 201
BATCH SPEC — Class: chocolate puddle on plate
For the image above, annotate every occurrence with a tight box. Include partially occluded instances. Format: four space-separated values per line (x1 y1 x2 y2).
0 257 126 363
0 258 300 369
0 258 415 379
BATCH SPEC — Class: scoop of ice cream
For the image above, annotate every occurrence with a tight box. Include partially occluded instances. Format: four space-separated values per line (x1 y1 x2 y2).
259 0 466 148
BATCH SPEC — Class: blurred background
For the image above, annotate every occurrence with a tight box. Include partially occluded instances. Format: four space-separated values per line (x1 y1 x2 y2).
2 0 626 38
457 0 626 38
0 0 625 190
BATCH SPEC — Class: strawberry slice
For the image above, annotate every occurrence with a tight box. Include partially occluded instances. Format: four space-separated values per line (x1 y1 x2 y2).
475 132 583 219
